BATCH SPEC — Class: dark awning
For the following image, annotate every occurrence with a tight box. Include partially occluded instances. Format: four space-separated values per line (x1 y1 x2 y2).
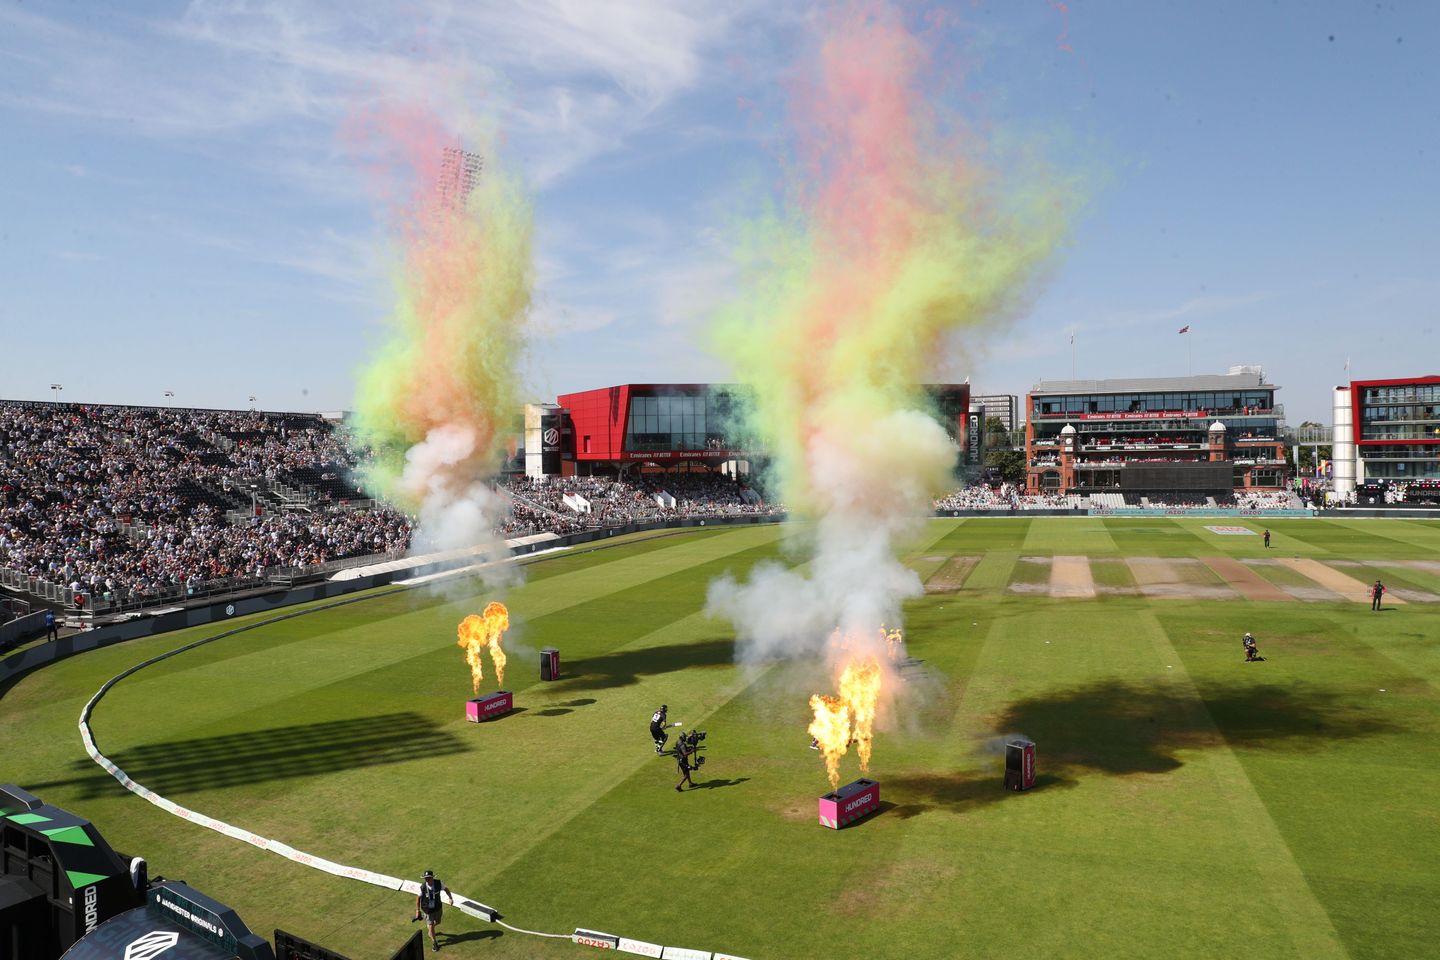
61 906 239 960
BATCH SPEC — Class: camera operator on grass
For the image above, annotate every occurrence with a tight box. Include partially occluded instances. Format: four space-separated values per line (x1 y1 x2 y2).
674 729 706 792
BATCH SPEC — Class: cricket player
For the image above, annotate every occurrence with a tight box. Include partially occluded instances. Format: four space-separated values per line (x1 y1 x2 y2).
650 704 669 754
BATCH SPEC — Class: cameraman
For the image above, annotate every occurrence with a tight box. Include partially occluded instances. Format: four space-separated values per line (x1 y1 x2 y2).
674 732 696 792
650 704 669 754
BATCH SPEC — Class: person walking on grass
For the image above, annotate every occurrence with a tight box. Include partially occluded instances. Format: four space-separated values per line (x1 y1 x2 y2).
1263 529 1271 549
675 735 696 792
413 870 452 952
1371 579 1385 611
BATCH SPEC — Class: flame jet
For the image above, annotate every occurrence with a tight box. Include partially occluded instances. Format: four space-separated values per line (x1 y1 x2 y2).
808 694 852 791
457 601 510 694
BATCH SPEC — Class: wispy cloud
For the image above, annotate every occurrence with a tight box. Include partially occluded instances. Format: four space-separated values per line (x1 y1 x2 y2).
0 2 756 189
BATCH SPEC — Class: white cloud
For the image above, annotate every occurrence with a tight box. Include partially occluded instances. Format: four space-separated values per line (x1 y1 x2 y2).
0 1 755 189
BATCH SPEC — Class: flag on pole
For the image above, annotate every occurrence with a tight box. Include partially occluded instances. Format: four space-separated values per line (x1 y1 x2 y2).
1344 357 1350 371
1070 332 1074 345
1178 325 1190 334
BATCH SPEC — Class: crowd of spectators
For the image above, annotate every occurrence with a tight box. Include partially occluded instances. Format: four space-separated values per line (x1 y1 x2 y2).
503 473 782 527
1235 490 1297 510
933 484 1074 510
3 398 1317 615
1 401 409 607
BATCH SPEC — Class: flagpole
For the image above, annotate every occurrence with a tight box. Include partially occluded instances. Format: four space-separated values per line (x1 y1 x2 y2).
1188 332 1192 377
1071 331 1076 380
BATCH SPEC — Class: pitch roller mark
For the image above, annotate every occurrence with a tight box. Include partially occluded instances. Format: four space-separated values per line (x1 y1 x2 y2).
1201 557 1293 602
1282 558 1406 605
1048 556 1096 598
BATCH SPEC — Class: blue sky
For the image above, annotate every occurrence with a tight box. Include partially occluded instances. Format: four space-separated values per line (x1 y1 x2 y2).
1 1 1436 425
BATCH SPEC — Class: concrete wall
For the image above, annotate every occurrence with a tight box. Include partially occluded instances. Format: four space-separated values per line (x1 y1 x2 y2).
0 610 49 651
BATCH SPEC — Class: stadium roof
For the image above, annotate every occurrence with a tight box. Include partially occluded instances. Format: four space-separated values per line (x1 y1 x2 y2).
1030 371 1278 395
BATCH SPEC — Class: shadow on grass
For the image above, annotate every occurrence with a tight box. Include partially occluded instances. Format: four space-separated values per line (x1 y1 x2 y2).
30 712 470 799
690 777 750 791
440 930 502 946
552 637 736 691
883 679 1397 819
883 773 1079 820
996 679 1400 776
527 697 600 718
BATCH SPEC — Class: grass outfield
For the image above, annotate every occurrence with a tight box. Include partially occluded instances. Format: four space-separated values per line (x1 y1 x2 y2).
4 517 1440 959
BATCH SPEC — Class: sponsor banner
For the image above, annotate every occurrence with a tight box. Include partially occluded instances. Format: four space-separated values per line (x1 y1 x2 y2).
574 928 620 949
1204 525 1257 535
661 947 712 960
619 449 732 461
1043 410 1206 421
713 954 754 960
1094 508 1310 518
618 938 665 957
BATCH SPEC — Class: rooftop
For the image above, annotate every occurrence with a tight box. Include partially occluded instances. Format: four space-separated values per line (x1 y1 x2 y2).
1031 371 1278 395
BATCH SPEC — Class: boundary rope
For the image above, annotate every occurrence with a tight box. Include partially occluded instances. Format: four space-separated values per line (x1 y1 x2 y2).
75 559 750 959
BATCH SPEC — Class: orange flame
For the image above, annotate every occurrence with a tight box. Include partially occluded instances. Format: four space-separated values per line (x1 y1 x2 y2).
808 694 851 791
881 626 904 661
457 601 510 694
839 656 882 772
809 646 887 788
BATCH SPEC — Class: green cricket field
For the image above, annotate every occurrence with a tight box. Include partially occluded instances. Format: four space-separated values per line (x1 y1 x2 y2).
3 517 1438 959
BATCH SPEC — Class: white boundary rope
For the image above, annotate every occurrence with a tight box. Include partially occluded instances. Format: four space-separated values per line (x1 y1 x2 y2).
76 585 750 959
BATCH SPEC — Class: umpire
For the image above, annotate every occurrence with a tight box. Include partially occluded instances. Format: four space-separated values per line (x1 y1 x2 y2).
413 870 452 952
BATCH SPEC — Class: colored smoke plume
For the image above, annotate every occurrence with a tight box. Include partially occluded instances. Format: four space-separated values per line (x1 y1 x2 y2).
706 2 1073 729
351 107 532 562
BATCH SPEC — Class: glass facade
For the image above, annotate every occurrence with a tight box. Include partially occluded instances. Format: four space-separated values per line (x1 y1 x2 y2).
1358 386 1440 441
624 391 739 453
1032 390 1274 417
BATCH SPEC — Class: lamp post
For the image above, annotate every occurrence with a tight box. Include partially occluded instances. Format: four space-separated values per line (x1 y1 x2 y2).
50 383 63 404
248 395 257 411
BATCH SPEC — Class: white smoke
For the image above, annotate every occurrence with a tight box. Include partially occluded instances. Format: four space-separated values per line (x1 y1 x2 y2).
706 408 955 668
400 423 518 588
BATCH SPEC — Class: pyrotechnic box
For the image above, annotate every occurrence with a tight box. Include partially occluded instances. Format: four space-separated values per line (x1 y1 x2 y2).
466 691 513 722
817 777 880 829
540 647 561 681
1004 738 1035 791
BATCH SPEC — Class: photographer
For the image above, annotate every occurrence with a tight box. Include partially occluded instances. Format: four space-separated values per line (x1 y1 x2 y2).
674 732 696 792
1243 632 1265 662
650 704 669 754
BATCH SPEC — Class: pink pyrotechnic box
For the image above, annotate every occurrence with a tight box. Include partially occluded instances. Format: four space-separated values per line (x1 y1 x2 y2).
817 777 880 829
466 691 513 722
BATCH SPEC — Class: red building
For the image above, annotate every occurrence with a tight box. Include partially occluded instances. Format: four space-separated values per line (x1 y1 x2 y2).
554 383 973 476
1347 374 1440 484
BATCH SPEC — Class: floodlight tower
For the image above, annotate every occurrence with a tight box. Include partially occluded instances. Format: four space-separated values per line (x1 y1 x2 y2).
437 147 483 213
